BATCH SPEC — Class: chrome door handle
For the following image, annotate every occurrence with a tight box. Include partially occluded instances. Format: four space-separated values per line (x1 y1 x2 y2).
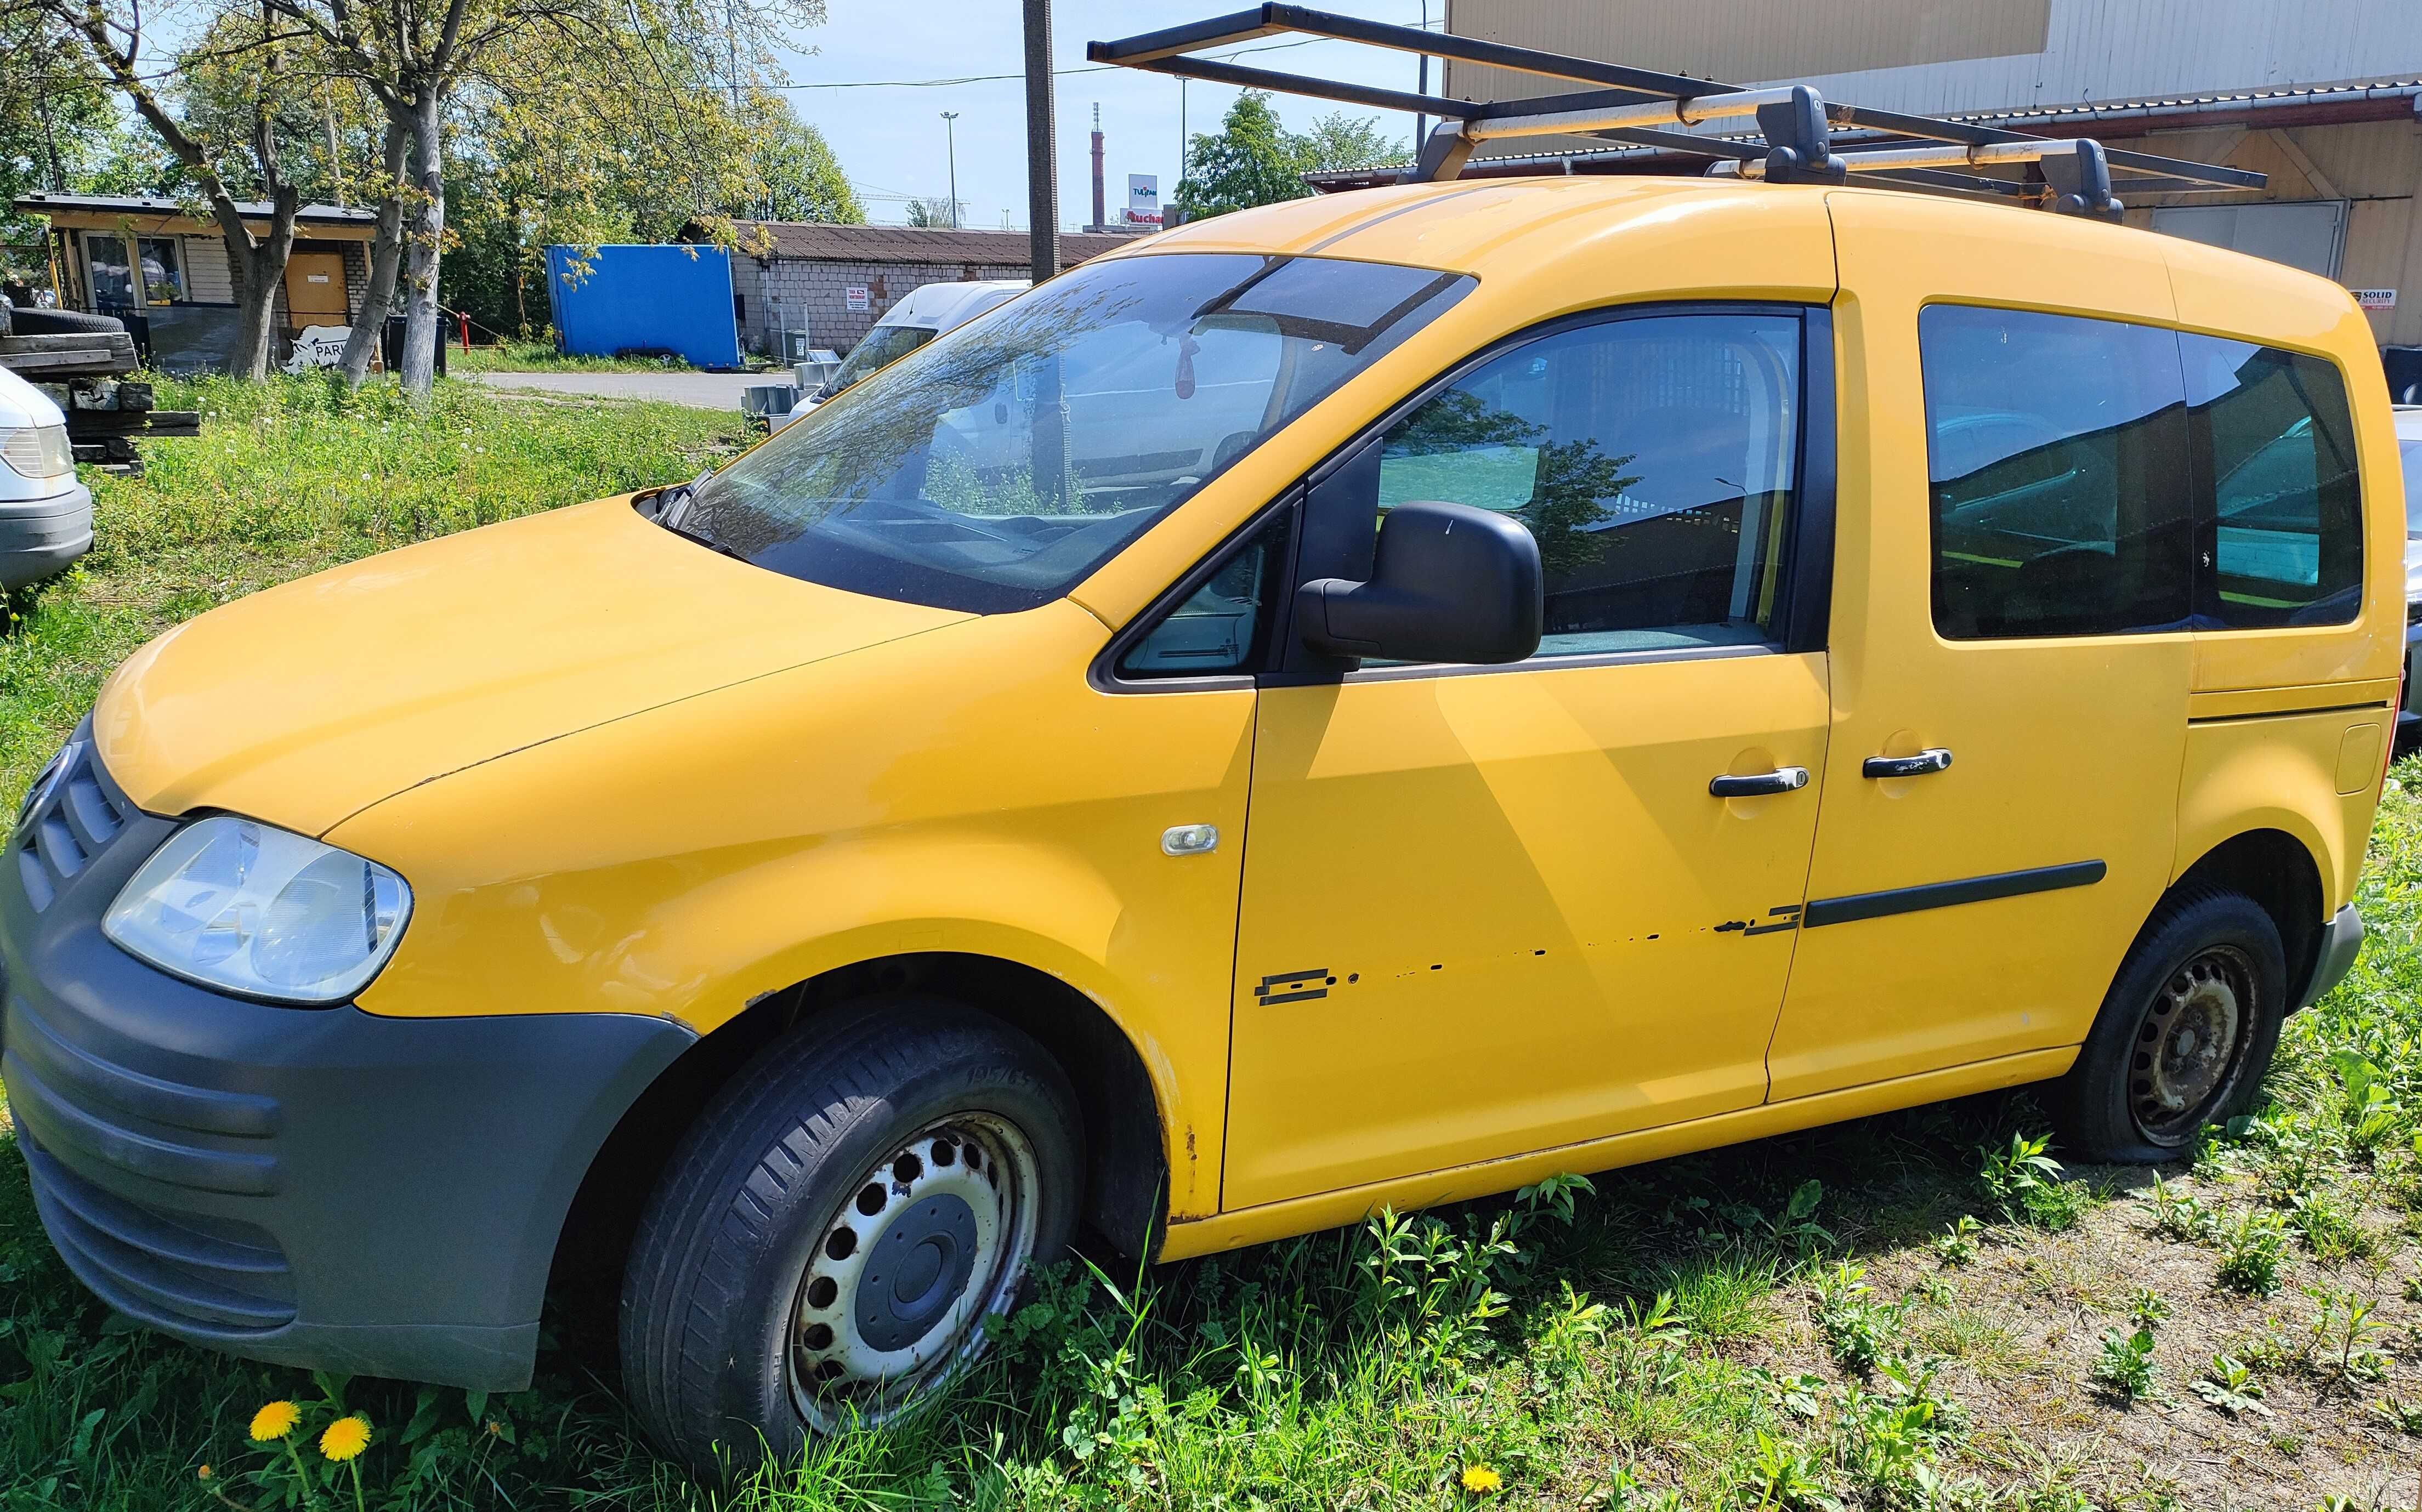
1709 766 1810 798
1862 748 1953 779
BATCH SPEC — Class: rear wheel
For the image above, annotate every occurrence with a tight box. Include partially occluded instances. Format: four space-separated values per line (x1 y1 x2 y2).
620 1000 1081 1469
2050 886 2286 1164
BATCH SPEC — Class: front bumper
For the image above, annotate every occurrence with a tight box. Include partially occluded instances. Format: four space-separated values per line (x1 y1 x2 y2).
0 480 92 589
1 725 695 1389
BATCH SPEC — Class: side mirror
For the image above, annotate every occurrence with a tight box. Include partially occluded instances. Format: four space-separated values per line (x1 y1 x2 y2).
1297 501 1543 665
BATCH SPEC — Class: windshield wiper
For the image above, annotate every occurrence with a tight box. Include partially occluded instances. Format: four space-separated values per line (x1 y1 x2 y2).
651 470 713 524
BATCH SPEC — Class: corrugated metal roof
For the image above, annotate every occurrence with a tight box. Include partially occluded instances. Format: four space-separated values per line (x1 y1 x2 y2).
697 221 1141 266
12 192 374 225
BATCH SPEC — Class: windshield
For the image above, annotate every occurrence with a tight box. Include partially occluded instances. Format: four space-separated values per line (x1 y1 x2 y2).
823 325 935 397
2404 439 2422 533
672 252 1473 612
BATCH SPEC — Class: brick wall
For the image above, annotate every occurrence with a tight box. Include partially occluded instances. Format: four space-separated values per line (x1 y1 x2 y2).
751 257 1028 355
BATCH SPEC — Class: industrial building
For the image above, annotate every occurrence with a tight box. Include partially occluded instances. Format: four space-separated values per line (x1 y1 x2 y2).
681 223 1132 357
1314 0 2422 349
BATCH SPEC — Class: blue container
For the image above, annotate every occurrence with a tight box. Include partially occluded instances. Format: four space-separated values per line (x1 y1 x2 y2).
543 245 741 370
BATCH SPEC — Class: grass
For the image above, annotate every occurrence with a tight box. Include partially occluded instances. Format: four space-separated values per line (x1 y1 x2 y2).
447 338 759 375
6 377 2422 1507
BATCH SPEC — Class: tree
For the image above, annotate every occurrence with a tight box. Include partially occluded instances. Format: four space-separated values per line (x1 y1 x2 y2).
1300 111 1411 174
0 12 153 284
903 196 962 229
735 99 861 224
30 0 311 379
1175 93 1410 220
256 0 829 395
1175 92 1307 218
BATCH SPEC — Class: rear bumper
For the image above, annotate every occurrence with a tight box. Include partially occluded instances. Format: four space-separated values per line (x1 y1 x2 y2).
2296 902 2364 1013
2 723 694 1389
0 481 92 588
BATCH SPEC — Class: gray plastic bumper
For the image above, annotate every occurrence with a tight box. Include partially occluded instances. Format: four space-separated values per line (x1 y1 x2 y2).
1 720 697 1390
0 481 92 589
2296 902 2364 1013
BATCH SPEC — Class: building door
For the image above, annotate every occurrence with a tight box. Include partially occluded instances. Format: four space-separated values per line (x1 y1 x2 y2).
1223 306 1833 1211
1763 194 2194 1102
285 252 349 326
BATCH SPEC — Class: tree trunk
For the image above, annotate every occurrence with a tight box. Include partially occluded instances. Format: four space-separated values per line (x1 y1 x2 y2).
340 119 411 388
225 187 300 380
399 90 446 397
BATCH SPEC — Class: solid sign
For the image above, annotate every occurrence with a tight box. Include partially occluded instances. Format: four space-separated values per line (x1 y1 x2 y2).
2354 288 2398 311
846 285 871 312
1126 173 1162 226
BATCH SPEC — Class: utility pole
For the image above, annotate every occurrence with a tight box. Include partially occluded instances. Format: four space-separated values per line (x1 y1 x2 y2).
1022 0 1058 281
1090 103 1105 232
941 112 961 228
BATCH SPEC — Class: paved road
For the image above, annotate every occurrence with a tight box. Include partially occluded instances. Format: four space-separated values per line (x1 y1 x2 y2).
465 370 772 410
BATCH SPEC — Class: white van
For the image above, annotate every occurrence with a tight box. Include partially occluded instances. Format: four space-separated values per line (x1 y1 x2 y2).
784 280 1029 425
0 365 91 587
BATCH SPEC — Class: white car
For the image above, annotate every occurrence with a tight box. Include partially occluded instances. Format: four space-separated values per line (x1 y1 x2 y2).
778 280 1030 428
0 365 91 588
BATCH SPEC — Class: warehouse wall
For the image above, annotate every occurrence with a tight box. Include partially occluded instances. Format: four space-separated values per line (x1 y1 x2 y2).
2112 119 2422 347
745 258 1028 355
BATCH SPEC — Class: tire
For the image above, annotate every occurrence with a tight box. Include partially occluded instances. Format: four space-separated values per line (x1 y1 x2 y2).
620 999 1082 1471
2050 885 2287 1164
5 307 126 337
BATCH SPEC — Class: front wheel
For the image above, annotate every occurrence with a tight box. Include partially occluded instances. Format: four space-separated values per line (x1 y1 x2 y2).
2050 886 2287 1164
621 1001 1082 1469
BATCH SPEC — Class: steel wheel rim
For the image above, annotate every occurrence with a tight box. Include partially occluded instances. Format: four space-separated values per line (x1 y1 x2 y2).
786 1112 1040 1432
2130 943 2253 1142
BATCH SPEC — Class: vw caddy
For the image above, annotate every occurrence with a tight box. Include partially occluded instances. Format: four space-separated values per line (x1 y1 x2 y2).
1 176 2398 1464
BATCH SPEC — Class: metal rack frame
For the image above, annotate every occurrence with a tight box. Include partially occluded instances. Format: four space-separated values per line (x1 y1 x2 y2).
1086 4 2265 218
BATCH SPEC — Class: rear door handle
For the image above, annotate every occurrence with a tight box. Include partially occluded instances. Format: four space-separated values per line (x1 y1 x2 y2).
1862 748 1953 779
1709 766 1811 798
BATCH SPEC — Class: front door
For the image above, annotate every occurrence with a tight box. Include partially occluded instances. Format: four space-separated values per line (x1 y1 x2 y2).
1224 305 1834 1210
284 252 348 327
1763 193 2195 1101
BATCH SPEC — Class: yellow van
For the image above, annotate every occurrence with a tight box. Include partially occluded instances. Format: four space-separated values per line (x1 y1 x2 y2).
1 177 2400 1464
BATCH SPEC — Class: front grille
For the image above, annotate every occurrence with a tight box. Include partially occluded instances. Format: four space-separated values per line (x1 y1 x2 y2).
15 732 132 912
21 1134 296 1334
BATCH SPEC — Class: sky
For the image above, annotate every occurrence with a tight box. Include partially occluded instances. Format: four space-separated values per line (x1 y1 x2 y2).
766 1 1443 232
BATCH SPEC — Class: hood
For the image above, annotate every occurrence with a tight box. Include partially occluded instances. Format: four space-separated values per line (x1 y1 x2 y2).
0 365 66 429
93 498 966 834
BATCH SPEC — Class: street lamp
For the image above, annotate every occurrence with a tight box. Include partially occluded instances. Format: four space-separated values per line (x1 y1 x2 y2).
940 112 961 229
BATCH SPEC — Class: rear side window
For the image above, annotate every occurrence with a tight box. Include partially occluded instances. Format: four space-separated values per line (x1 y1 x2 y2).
1371 310 1804 657
1920 305 2192 639
2180 334 2362 626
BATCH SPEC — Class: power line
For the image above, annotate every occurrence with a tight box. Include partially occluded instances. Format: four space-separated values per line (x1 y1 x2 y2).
773 34 1330 92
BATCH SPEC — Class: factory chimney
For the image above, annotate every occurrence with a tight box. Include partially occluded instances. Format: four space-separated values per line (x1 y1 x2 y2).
1091 104 1107 232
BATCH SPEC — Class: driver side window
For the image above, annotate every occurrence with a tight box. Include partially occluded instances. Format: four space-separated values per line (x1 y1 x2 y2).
1374 311 1805 657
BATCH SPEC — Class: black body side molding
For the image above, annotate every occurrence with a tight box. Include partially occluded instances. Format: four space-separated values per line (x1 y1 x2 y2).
1802 860 2107 929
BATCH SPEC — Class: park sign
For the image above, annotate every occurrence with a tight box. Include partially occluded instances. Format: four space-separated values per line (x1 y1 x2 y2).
1126 174 1161 226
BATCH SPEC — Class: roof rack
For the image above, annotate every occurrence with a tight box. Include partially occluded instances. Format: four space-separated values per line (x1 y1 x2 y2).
1086 4 2265 219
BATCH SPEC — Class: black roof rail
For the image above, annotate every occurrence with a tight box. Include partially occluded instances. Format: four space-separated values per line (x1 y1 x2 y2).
1085 4 2264 219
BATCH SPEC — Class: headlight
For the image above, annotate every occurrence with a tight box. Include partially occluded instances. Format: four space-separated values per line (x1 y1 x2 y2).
0 425 73 481
103 816 411 1004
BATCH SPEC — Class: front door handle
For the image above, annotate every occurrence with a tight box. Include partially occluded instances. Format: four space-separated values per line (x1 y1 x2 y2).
1709 766 1811 798
1862 748 1954 780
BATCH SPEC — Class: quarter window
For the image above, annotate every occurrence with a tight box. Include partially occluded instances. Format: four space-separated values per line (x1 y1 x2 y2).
1920 305 2193 639
1116 511 1290 678
1370 311 1805 657
2181 334 2361 626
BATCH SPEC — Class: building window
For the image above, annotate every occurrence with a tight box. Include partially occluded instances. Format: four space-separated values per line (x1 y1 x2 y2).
2152 202 2347 281
87 235 136 311
137 237 185 303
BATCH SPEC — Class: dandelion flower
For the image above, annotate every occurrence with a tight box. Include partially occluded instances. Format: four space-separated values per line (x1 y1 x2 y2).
319 1415 372 1462
1460 1464 1502 1494
248 1401 300 1441
196 1464 214 1481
